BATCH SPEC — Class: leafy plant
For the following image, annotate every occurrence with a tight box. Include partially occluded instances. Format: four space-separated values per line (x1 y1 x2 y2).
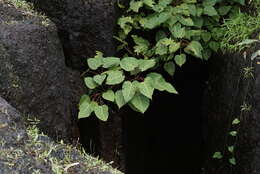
219 5 260 51
79 0 248 121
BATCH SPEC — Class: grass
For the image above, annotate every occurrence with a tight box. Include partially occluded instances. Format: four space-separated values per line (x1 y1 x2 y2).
219 2 260 52
0 117 123 174
25 123 123 174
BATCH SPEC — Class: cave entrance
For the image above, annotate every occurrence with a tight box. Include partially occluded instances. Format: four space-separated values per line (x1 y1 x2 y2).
123 57 208 174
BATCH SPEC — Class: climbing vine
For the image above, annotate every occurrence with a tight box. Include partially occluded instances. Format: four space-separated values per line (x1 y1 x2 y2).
78 0 247 121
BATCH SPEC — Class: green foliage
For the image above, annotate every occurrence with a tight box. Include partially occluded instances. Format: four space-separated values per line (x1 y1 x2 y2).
79 0 249 121
220 6 260 51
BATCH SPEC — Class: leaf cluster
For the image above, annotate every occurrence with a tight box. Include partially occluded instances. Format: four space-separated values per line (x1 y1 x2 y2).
79 52 177 121
79 0 247 121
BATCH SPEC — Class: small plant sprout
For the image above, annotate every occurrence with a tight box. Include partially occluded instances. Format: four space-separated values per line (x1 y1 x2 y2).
212 152 223 159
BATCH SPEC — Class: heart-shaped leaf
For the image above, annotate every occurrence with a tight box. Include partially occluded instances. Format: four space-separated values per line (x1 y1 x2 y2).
174 54 186 67
106 70 125 85
115 90 126 108
122 81 136 102
103 57 120 68
84 77 98 89
129 93 150 113
93 74 106 85
94 104 109 121
137 77 154 99
164 61 175 76
120 57 139 71
102 90 115 102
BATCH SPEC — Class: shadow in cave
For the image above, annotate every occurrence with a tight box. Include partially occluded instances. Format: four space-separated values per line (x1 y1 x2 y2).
123 57 208 174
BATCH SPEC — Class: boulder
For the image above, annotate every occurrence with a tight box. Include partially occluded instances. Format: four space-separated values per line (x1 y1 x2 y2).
0 0 84 141
26 0 124 69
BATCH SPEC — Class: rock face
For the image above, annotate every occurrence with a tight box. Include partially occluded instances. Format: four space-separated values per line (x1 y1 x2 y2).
0 96 123 174
25 0 126 168
26 0 123 69
202 44 260 174
0 0 84 141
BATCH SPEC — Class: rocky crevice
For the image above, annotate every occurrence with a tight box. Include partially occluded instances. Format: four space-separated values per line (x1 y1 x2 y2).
23 0 127 170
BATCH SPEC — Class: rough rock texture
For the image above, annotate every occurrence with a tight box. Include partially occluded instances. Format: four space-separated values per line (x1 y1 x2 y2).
26 0 124 69
202 44 260 174
0 0 84 141
0 96 123 174
24 0 126 168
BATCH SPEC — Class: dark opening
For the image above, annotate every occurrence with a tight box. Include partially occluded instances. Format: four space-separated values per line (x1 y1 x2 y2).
123 57 208 174
78 116 101 156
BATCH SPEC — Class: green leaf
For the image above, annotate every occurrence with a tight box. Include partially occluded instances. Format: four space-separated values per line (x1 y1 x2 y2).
201 32 211 42
132 35 150 55
102 57 120 68
203 6 218 16
171 23 185 38
138 77 154 99
192 17 203 28
202 0 216 7
102 90 115 102
138 59 156 71
78 96 93 119
93 74 106 85
87 52 103 70
184 41 203 58
188 4 197 16
174 54 186 67
129 0 143 12
143 0 155 7
183 0 197 3
166 16 178 27
118 16 134 35
147 72 178 94
209 41 220 52
155 31 167 42
155 38 169 55
232 0 245 5
84 77 98 89
229 158 236 165
79 101 98 119
202 49 212 60
115 90 126 108
122 81 136 102
129 93 150 113
106 70 125 85
164 61 175 76
147 72 167 91
196 7 203 17
120 57 139 71
212 152 223 159
164 83 178 94
229 131 237 137
173 3 190 16
228 146 234 153
152 0 172 12
94 104 109 121
140 11 170 29
79 95 90 106
178 16 194 26
169 42 181 53
217 6 231 16
238 39 260 46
